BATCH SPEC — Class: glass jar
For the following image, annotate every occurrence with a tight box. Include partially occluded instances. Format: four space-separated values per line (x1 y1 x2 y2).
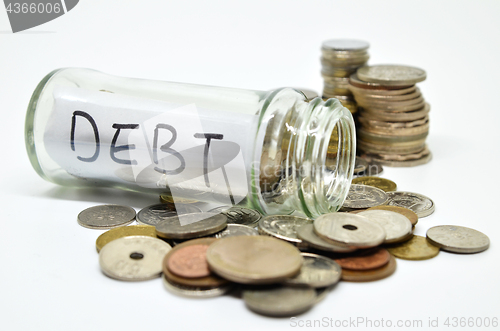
25 68 355 217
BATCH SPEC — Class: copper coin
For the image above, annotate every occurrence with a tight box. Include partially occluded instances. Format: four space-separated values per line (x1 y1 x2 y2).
367 205 418 226
334 248 390 271
341 254 397 282
167 245 210 278
162 238 229 288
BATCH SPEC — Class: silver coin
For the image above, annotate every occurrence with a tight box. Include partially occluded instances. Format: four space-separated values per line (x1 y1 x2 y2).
99 236 172 281
215 224 259 238
77 204 136 229
322 39 369 52
343 184 388 209
243 286 317 317
258 215 312 245
354 157 368 173
284 253 342 288
162 275 231 298
296 224 356 253
137 203 202 226
357 210 412 244
314 213 386 248
357 65 426 86
386 191 435 217
208 206 262 227
426 225 490 254
155 212 227 240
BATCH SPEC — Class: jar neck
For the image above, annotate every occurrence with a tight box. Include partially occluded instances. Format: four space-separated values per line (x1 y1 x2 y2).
254 89 356 217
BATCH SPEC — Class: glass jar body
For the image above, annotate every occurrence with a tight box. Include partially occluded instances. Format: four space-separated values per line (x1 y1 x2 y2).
25 68 355 217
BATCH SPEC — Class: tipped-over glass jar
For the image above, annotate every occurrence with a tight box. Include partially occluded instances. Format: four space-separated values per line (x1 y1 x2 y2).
25 68 356 217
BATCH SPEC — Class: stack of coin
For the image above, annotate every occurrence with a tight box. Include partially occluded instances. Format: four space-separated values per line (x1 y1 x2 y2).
320 39 370 114
350 64 432 167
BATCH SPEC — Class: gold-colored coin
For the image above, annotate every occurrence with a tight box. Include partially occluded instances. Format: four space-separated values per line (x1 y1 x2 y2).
341 254 397 282
95 225 157 252
366 205 418 226
386 235 439 260
352 176 397 192
206 236 302 284
159 194 199 204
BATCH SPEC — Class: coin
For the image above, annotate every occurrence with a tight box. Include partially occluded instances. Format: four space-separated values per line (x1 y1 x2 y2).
342 184 388 209
78 205 136 229
368 152 433 167
357 210 412 244
296 224 356 253
353 157 368 174
334 248 391 270
386 191 435 217
137 203 202 226
215 224 259 238
341 254 397 282
352 176 397 192
159 194 199 205
284 253 342 288
426 225 490 254
314 213 386 248
155 212 227 240
206 236 302 284
96 224 157 252
242 286 317 316
99 236 172 281
162 275 231 298
349 73 413 90
163 238 229 288
167 244 210 278
357 65 426 86
258 215 312 245
386 235 439 260
208 206 262 227
322 39 369 52
349 84 417 96
366 205 418 226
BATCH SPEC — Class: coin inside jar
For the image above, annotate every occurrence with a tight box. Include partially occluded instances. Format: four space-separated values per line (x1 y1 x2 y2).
99 236 172 281
167 245 210 278
314 213 386 248
206 236 303 284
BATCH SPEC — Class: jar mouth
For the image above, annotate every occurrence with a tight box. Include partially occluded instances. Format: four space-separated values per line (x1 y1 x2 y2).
299 98 356 217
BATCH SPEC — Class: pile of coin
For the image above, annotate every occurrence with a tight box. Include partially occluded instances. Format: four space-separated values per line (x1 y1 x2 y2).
79 176 489 317
320 39 370 114
349 64 431 167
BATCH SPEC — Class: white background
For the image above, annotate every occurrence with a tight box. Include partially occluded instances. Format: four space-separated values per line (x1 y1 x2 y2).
1 1 499 330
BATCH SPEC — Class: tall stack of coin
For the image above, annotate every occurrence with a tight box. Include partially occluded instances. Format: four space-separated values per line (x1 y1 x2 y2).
350 65 431 167
321 39 370 114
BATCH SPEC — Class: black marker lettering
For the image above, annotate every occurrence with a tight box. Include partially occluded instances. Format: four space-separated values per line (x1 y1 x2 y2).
153 124 185 175
194 133 223 187
110 123 139 165
70 111 100 162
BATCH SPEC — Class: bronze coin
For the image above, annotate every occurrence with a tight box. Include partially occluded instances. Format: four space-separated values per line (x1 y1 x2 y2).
162 238 229 288
341 254 397 282
367 205 418 226
334 248 390 271
167 245 210 279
